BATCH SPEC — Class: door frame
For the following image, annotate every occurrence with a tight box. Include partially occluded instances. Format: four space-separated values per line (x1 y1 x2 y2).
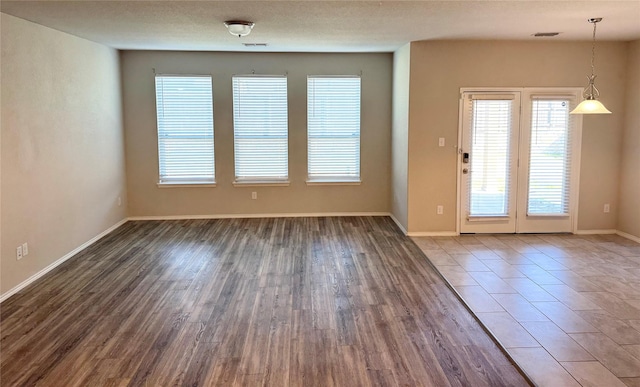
456 87 584 235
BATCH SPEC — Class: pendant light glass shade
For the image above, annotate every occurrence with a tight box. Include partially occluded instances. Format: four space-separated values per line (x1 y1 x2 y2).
570 18 611 115
570 98 612 114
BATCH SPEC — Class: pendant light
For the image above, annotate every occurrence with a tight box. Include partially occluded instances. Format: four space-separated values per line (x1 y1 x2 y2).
570 18 611 114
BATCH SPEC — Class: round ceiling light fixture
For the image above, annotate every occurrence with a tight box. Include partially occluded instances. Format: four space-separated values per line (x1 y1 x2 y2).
224 20 255 37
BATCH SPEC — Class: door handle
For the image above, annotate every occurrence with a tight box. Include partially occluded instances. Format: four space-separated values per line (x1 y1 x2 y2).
463 168 469 174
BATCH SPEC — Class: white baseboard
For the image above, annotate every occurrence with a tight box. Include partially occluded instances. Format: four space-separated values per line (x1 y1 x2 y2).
388 213 408 235
574 229 640 244
574 229 617 235
3 213 391 303
0 218 128 303
408 231 459 237
128 212 390 221
12 214 631 304
616 230 640 244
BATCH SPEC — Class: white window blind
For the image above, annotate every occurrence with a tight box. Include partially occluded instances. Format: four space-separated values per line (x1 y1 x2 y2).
307 76 361 181
155 75 214 184
232 76 288 182
467 97 514 216
527 98 572 215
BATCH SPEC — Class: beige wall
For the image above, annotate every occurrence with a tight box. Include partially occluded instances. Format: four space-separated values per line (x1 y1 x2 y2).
0 16 635 300
391 44 411 231
406 40 628 233
1 14 127 295
618 40 640 239
121 51 392 217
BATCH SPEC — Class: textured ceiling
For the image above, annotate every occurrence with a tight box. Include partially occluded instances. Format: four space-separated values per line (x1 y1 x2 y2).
2 1 640 52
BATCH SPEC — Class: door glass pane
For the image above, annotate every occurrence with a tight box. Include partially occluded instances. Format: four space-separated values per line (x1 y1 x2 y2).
528 99 571 215
468 99 512 216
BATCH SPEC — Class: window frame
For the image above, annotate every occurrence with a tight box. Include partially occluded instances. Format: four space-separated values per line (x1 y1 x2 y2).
306 75 362 185
232 75 289 186
154 74 216 187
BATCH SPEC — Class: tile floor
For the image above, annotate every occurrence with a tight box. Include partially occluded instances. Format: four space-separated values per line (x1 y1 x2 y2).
412 233 640 387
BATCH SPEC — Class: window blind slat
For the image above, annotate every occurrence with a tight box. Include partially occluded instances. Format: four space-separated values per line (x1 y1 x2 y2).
155 75 215 183
307 76 361 181
233 76 288 181
527 99 572 215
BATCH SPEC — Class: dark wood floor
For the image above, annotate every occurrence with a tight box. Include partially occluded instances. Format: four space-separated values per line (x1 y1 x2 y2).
1 217 530 386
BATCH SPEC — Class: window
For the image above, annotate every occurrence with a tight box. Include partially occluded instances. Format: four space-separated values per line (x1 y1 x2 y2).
155 75 215 185
232 76 288 183
527 97 573 215
307 76 361 182
466 96 515 217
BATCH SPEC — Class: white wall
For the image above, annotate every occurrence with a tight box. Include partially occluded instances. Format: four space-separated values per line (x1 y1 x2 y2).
1 14 127 295
121 51 392 217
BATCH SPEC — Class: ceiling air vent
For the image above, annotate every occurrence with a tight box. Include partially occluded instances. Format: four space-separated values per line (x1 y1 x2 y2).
533 32 560 37
242 43 268 47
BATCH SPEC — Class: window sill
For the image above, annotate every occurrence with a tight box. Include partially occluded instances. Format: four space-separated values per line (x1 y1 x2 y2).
526 214 570 218
466 215 509 222
306 179 361 186
233 180 290 187
157 182 217 188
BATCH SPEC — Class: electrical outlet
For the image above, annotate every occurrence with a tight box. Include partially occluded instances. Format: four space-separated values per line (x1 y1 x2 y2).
604 203 610 213
22 242 29 256
17 246 23 260
118 196 122 206
438 137 445 147
251 192 257 200
437 205 444 215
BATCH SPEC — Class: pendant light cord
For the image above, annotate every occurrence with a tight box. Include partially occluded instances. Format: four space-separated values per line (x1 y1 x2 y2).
591 21 597 78
583 18 602 100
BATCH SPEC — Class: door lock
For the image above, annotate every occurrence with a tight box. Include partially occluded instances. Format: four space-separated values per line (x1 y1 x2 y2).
463 152 470 164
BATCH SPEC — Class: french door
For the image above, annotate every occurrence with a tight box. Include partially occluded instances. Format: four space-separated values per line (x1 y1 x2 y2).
458 88 583 234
